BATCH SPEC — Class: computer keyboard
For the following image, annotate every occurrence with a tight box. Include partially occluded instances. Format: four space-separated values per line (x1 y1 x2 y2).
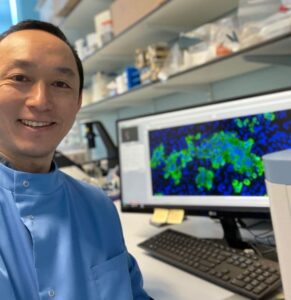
139 229 281 300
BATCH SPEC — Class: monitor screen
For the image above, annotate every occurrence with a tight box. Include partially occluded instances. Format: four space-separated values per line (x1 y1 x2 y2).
117 89 291 217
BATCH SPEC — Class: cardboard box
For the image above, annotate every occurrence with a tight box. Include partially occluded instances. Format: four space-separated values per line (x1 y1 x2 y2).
111 0 165 36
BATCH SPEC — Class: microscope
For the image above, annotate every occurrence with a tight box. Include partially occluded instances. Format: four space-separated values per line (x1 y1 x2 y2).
263 149 291 300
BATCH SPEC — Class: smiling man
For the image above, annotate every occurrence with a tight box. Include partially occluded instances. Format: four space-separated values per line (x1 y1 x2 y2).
0 29 81 173
0 20 151 300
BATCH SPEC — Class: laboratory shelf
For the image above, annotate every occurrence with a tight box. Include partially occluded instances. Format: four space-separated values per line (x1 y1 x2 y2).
82 0 238 76
77 32 291 119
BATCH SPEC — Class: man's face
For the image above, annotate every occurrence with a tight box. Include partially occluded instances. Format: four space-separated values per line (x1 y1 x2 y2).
0 29 81 170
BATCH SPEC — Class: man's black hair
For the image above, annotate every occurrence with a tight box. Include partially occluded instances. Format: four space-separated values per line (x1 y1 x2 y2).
0 19 84 96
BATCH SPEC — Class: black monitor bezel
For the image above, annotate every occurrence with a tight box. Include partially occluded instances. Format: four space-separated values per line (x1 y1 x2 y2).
116 87 291 218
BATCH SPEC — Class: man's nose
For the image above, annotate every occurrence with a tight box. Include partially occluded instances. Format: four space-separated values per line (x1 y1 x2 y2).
25 81 53 111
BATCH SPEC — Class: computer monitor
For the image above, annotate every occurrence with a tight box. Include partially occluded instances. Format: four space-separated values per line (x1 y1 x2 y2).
117 89 291 248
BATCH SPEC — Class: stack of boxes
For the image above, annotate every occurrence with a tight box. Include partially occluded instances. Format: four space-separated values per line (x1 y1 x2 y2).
87 1 169 101
110 0 166 36
94 10 114 48
73 0 166 59
135 44 170 83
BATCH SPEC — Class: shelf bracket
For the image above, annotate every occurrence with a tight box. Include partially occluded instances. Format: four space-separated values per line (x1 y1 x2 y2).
244 54 291 66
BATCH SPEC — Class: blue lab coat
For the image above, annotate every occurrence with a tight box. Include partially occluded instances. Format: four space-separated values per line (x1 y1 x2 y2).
0 163 150 300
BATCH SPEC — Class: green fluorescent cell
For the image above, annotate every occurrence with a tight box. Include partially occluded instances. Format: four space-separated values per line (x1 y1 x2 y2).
235 119 243 128
232 179 243 194
154 193 164 196
264 112 275 121
243 179 251 186
150 144 165 168
243 119 249 126
194 132 202 140
163 151 183 185
256 159 264 176
235 117 259 133
195 167 214 190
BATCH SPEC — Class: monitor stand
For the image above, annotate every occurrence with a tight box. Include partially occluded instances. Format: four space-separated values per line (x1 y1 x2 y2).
218 216 277 261
219 216 250 249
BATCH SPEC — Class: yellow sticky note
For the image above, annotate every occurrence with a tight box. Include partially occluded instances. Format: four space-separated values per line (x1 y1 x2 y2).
167 209 185 224
151 208 169 225
274 291 284 300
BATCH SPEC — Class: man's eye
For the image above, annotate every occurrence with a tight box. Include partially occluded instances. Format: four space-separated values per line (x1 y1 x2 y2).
11 74 29 82
53 81 70 88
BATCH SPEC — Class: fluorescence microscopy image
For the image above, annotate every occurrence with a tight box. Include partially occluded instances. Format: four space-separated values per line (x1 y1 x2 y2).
149 109 291 196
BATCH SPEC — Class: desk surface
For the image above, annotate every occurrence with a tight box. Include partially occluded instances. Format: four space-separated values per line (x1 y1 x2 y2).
116 202 249 300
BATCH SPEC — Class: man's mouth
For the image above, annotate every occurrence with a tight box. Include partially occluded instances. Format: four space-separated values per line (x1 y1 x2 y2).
19 119 56 128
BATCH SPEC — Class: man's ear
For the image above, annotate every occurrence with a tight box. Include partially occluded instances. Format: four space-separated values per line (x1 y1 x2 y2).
77 94 82 111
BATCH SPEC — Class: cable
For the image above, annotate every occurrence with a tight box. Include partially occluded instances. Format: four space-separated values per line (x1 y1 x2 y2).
236 218 277 259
